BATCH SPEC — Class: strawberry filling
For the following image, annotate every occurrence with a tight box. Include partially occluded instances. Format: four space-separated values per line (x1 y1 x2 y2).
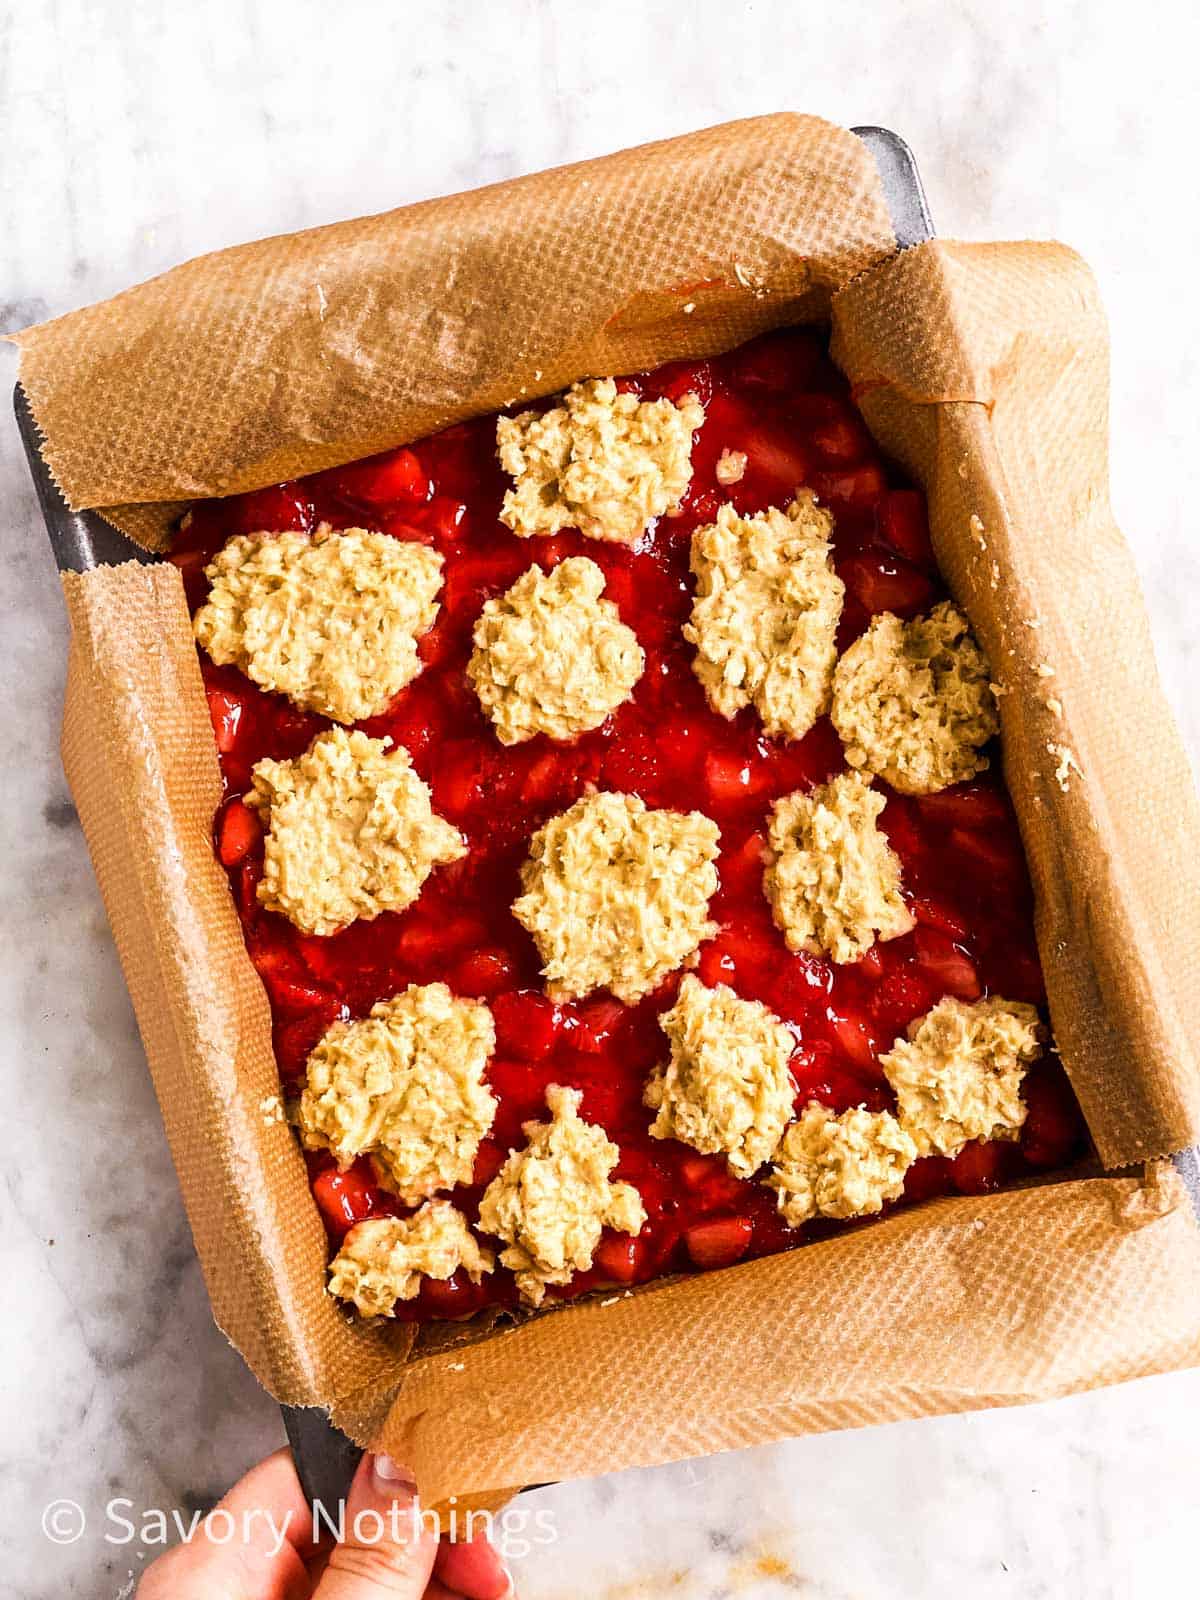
172 327 1090 1320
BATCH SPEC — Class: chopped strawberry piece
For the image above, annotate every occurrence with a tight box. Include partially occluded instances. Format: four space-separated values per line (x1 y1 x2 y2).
491 991 560 1061
432 741 484 819
684 1215 753 1269
948 827 1019 876
599 566 636 613
262 968 334 1016
273 1005 341 1081
856 944 885 979
917 782 1010 831
415 616 456 667
593 1233 648 1284
877 489 935 569
912 928 981 1000
602 734 661 798
420 495 468 551
236 859 262 919
841 552 935 618
739 425 811 499
205 685 246 754
470 1137 508 1189
950 1139 1008 1195
697 920 781 995
869 968 934 1030
651 359 713 408
900 1154 954 1206
571 995 626 1053
419 1270 488 1319
166 545 211 608
215 798 261 866
729 330 827 392
696 942 738 989
909 897 969 939
812 462 888 510
810 413 868 466
703 750 768 808
827 1006 878 1070
312 1163 384 1240
678 1153 745 1207
1020 1065 1085 1169
717 830 766 898
229 483 312 535
452 947 519 999
335 447 430 506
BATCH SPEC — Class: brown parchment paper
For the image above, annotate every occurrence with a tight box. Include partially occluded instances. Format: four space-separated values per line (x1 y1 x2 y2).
25 114 1200 1502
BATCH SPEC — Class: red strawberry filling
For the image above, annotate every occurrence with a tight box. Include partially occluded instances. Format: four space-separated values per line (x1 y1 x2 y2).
171 326 1090 1320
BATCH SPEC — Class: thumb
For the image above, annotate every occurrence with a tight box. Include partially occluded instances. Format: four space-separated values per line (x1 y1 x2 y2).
313 1453 438 1600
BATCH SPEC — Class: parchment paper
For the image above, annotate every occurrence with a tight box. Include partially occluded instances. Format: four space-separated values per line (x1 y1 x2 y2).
22 113 1200 1502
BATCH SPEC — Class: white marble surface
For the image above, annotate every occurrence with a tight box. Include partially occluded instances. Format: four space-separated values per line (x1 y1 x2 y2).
3 3 1199 1596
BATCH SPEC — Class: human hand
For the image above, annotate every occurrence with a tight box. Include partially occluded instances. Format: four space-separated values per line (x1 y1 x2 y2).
137 1448 513 1599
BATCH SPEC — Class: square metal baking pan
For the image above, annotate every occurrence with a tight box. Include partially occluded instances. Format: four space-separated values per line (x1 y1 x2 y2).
16 124 1195 1509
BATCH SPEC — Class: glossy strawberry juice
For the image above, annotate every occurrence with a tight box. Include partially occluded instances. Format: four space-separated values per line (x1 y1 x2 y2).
171 327 1088 1320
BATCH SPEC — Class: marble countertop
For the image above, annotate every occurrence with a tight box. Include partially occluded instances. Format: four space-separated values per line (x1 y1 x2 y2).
3 3 1199 1596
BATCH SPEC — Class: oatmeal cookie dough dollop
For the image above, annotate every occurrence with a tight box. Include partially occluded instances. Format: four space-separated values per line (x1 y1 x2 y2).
468 556 644 744
766 1103 917 1226
194 524 443 723
645 975 796 1178
512 790 720 1003
881 995 1043 1158
298 983 497 1203
831 601 998 794
684 494 844 740
477 1084 646 1305
497 378 704 544
764 770 913 965
246 728 465 936
328 1202 494 1317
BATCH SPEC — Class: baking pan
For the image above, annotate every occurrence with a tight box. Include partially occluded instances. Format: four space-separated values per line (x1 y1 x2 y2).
16 124 1193 1511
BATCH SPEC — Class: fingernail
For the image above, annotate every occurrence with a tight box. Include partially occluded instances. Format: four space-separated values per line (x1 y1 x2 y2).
371 1453 418 1493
